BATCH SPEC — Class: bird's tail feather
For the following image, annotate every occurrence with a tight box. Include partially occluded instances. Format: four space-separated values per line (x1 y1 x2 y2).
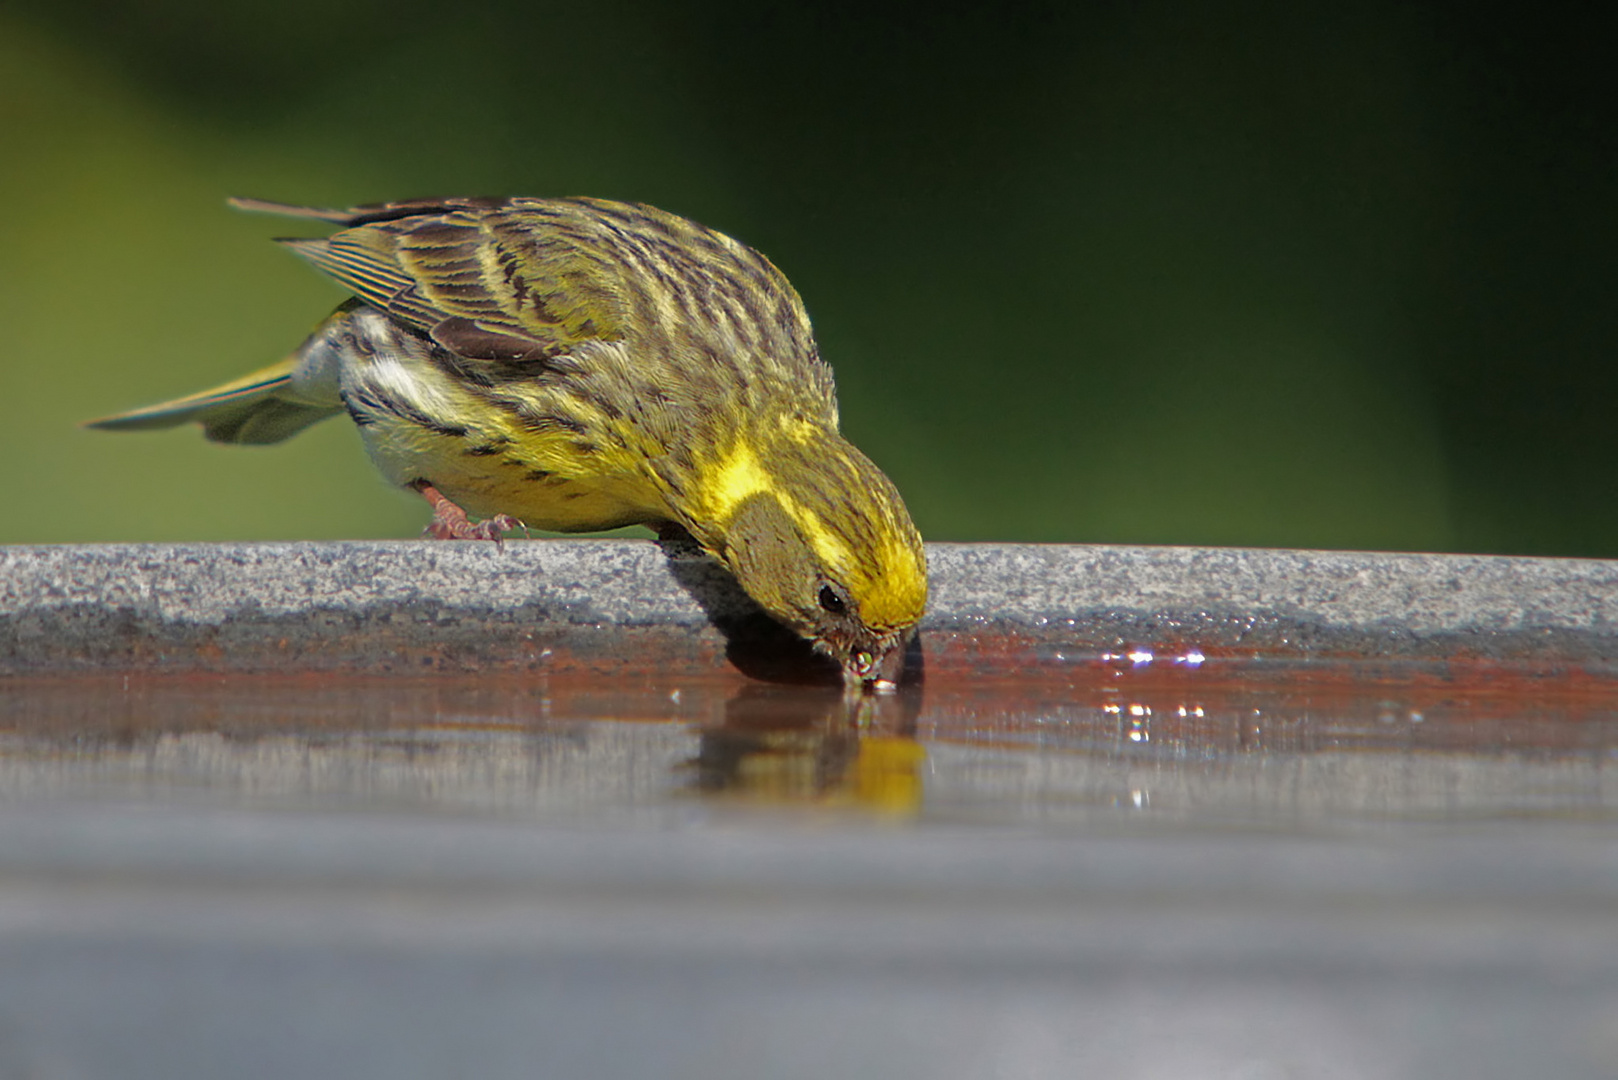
84 358 344 445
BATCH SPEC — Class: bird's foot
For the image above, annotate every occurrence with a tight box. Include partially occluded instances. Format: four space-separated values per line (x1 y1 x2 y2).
413 482 523 544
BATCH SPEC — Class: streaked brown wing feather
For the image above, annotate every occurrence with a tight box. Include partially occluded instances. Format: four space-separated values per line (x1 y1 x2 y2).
258 199 630 364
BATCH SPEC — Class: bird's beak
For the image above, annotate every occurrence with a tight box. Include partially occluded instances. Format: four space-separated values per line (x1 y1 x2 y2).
843 640 906 694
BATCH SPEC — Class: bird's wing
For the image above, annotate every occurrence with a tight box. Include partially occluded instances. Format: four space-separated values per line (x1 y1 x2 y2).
235 197 630 365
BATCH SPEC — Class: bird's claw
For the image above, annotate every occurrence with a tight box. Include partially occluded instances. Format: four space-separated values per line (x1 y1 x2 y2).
415 482 524 545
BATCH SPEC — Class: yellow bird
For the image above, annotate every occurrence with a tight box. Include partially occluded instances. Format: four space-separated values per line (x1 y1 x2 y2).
88 197 928 688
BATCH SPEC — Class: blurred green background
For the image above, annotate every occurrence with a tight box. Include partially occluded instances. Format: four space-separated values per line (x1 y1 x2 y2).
2 1 1615 553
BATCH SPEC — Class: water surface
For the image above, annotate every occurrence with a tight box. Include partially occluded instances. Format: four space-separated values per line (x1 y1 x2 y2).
2 659 1616 1080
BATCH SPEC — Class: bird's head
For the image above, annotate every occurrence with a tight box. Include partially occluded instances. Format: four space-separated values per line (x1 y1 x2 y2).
708 435 927 690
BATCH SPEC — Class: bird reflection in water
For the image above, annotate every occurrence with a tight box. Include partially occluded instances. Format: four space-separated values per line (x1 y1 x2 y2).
688 682 925 814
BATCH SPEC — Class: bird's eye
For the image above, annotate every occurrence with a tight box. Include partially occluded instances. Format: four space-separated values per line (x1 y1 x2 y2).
818 584 847 614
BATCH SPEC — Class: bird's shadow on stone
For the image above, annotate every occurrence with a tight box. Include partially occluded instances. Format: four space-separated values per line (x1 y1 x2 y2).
657 534 926 689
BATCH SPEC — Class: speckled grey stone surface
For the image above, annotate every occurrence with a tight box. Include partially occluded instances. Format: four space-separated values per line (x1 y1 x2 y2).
4 540 1618 672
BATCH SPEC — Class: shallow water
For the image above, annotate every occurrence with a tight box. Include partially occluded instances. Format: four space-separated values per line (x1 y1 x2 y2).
3 660 1617 1079
6 656 1616 823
